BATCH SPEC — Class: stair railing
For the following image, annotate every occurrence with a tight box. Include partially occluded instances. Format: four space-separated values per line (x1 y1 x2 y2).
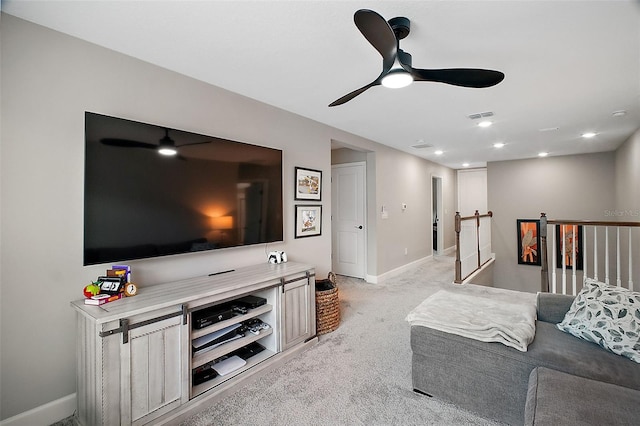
455 210 493 283
540 213 640 294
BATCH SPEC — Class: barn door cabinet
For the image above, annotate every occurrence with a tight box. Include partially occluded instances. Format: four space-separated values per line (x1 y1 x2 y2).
71 262 316 426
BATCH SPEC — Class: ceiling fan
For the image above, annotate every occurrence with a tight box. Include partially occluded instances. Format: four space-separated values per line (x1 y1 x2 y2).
100 128 210 157
329 9 505 107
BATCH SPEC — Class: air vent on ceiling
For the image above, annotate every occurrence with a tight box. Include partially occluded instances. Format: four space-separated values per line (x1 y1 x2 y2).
467 111 494 120
411 143 434 149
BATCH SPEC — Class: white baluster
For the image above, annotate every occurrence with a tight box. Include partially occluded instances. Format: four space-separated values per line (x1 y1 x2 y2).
605 227 610 285
583 226 588 289
616 227 621 287
593 227 598 281
629 227 634 291
572 225 577 295
552 224 557 294
562 224 567 295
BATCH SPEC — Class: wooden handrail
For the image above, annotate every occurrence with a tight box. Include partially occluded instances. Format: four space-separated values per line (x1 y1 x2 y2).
458 212 494 221
546 219 640 227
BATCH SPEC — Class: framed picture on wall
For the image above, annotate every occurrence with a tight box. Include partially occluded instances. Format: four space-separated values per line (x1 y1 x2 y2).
517 219 541 266
295 167 322 201
295 205 322 238
555 224 584 270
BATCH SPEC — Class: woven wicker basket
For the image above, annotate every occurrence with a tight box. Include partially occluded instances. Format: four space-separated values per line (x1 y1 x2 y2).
315 272 340 335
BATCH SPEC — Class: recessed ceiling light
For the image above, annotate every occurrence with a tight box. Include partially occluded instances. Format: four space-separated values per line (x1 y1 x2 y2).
493 142 505 148
412 142 433 149
434 150 444 155
478 121 492 128
462 162 470 167
538 152 549 157
581 132 597 139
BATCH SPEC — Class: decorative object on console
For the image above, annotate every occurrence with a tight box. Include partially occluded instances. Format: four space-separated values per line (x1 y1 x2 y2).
98 275 126 295
123 282 138 297
295 167 322 201
268 251 287 264
83 282 101 298
556 278 640 363
84 293 124 306
517 219 541 266
295 205 322 238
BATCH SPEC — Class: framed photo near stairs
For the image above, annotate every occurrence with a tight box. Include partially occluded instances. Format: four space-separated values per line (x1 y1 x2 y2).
517 219 541 266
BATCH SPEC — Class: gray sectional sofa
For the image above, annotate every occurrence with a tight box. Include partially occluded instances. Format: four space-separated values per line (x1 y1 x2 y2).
410 292 640 425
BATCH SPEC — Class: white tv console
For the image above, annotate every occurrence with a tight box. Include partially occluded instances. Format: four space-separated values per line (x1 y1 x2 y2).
71 262 317 425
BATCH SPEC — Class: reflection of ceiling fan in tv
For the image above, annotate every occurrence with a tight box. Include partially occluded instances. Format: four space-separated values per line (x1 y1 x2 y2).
329 9 505 106
100 128 210 157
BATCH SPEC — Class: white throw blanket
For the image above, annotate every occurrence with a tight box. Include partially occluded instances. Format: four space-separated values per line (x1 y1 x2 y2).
406 286 537 352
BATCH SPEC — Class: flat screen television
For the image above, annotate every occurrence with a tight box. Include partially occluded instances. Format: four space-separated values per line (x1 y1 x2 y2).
84 112 283 265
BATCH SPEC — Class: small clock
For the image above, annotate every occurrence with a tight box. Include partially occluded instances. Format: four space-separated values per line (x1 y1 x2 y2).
124 283 138 297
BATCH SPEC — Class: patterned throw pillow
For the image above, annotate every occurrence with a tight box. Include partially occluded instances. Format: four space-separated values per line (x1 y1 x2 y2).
557 278 640 363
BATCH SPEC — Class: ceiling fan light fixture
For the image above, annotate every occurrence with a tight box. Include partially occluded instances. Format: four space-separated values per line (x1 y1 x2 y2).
381 69 413 89
158 147 177 156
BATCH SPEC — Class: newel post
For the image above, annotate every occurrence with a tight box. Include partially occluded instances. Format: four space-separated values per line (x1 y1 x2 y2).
475 210 481 269
455 212 462 283
540 213 549 292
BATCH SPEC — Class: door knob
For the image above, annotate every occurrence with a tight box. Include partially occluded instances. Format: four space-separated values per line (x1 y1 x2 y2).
355 225 363 229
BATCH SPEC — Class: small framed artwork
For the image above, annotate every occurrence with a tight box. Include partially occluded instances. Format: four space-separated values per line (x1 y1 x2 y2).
295 205 322 238
517 219 541 266
555 224 584 270
295 167 322 201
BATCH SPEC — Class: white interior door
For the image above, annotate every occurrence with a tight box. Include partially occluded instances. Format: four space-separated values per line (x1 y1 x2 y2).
331 162 366 278
457 168 487 216
432 176 444 255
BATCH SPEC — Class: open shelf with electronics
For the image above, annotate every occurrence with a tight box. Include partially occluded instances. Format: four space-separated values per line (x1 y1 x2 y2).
188 287 279 398
71 261 317 426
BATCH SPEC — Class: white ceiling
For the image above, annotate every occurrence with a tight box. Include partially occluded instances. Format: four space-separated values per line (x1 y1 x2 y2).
3 0 640 169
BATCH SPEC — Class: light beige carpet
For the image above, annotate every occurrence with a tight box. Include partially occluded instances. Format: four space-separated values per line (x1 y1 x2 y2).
178 256 503 426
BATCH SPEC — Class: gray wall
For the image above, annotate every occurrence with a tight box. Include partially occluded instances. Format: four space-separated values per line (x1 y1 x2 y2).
615 128 640 283
488 152 617 292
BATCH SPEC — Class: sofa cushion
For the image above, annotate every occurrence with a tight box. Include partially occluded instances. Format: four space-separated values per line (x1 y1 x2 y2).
525 367 640 426
557 278 640 363
536 292 575 324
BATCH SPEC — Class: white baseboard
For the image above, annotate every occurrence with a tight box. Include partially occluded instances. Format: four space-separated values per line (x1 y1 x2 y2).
0 393 75 426
438 245 456 256
366 255 433 283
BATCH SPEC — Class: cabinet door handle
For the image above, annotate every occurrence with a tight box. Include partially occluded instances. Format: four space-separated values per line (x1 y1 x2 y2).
99 305 186 344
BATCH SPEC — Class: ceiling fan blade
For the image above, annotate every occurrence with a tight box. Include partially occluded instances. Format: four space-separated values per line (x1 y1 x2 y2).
329 81 380 107
354 9 397 66
409 68 505 88
100 138 155 149
176 140 212 148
